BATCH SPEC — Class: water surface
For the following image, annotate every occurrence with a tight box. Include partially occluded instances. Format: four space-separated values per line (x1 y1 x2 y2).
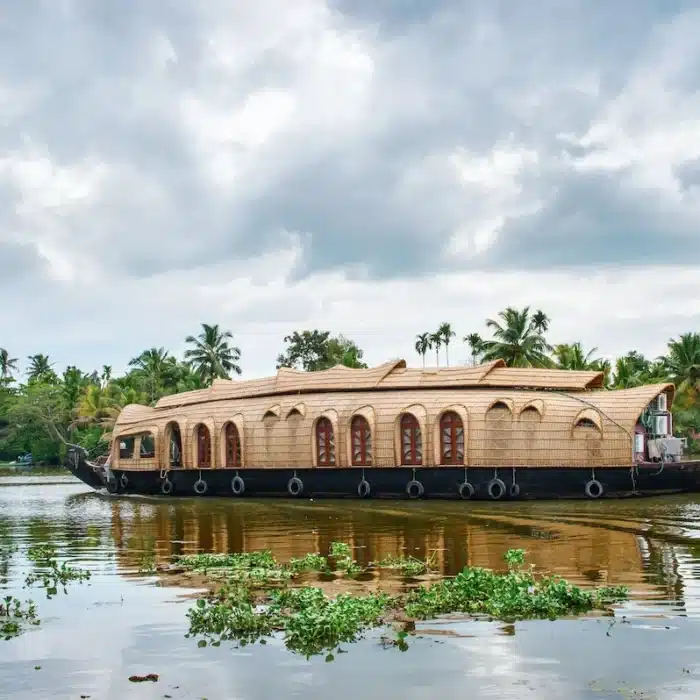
2 475 700 699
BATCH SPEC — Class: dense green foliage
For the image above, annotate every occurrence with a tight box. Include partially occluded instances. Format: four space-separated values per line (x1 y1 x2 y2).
1 307 699 464
430 306 700 452
182 545 628 659
0 324 371 464
276 331 368 371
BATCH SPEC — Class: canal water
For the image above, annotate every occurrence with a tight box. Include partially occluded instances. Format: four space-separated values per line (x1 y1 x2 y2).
2 475 700 699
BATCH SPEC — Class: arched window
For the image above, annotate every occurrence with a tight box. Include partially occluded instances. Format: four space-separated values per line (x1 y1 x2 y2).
224 423 241 468
262 410 278 428
315 417 336 466
196 424 212 468
520 406 541 421
520 406 541 437
351 415 372 466
139 433 156 458
573 416 603 464
486 400 513 463
165 422 182 467
400 413 422 465
439 411 464 465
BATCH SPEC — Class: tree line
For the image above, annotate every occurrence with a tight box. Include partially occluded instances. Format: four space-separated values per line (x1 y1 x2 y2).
417 307 699 448
0 307 698 464
0 325 367 464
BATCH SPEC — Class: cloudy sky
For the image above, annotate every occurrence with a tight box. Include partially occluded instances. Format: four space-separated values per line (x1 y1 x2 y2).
1 0 699 379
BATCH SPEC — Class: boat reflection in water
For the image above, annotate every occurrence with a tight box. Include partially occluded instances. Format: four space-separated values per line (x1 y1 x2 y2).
86 492 700 613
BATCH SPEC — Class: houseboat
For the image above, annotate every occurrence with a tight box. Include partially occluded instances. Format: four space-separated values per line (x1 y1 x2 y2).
66 359 697 500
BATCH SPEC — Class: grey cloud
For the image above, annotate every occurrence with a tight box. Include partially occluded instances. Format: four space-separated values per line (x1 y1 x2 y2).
485 169 699 269
1 0 699 286
0 242 48 283
676 159 700 191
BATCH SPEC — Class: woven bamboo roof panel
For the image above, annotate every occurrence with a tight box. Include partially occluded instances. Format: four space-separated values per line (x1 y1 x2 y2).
580 383 675 431
482 367 605 390
118 404 157 423
153 359 606 410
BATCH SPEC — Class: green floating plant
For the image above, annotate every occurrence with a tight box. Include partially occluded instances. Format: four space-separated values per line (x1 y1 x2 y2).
24 543 91 599
0 595 40 641
182 546 629 660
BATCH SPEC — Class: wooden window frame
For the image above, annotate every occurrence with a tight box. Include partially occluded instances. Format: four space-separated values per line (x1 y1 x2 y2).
400 413 422 466
439 411 464 465
196 424 212 468
224 422 241 468
166 423 183 468
350 415 372 466
315 417 336 467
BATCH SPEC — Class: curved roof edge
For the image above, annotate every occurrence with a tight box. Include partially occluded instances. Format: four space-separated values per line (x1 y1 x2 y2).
119 380 676 432
152 359 611 410
570 382 675 433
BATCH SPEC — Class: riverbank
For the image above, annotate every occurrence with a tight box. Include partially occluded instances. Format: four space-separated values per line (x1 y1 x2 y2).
0 466 66 477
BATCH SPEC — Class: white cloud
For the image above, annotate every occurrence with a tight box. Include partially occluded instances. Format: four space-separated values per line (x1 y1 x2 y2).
1 0 699 378
0 142 109 282
180 1 375 191
5 253 699 379
446 142 543 259
563 9 700 197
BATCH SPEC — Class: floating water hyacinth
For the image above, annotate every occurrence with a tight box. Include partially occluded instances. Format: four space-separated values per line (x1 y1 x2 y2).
180 546 629 660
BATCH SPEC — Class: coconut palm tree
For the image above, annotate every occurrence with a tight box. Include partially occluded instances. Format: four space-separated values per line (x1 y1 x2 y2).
0 348 19 381
463 333 483 365
553 342 602 371
72 384 149 440
26 354 56 383
101 365 112 389
128 347 171 403
438 322 456 367
531 310 550 335
658 333 700 411
479 306 552 368
415 333 431 368
611 356 645 389
184 323 242 386
430 331 443 367
663 332 700 397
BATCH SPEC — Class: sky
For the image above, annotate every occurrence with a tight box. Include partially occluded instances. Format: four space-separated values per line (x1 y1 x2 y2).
1 0 700 380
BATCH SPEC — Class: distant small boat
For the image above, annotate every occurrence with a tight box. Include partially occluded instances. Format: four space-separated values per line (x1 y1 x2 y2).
66 359 698 500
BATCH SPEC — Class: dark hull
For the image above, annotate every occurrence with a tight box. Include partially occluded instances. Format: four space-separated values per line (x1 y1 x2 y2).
65 447 700 500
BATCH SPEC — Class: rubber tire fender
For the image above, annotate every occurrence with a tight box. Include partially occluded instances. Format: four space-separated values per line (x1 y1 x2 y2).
584 479 604 499
231 475 245 496
458 481 475 499
487 478 506 500
405 479 424 499
287 476 304 497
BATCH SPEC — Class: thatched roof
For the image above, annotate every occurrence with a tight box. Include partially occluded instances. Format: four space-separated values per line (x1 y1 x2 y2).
153 359 606 410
